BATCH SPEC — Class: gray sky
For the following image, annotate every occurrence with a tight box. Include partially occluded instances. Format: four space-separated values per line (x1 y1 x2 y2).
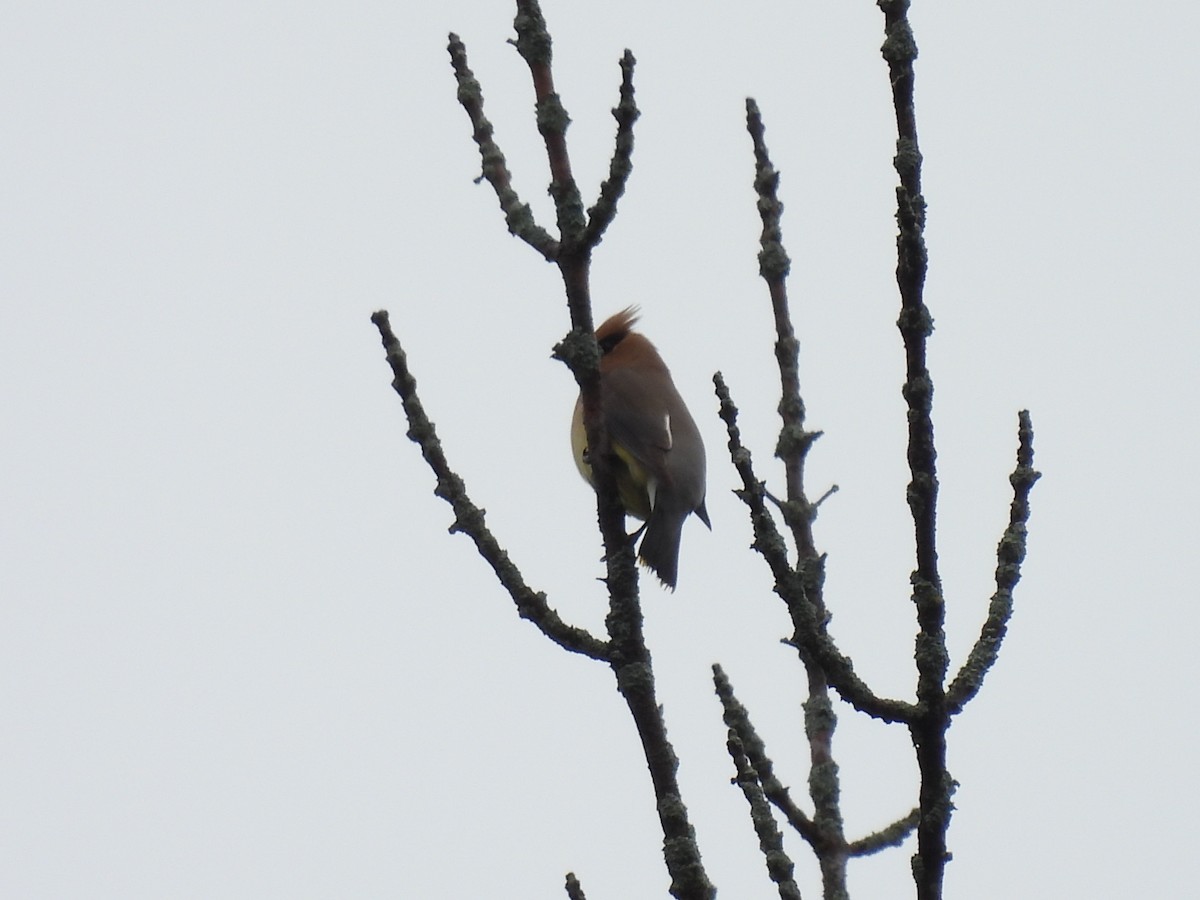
3 1 1197 897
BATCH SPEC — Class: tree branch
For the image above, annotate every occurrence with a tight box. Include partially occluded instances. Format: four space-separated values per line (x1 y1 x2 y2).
713 665 819 847
447 33 559 260
876 1 953 895
512 0 586 247
584 50 639 248
564 872 588 900
946 411 1040 713
744 99 826 558
726 731 805 900
847 808 920 857
370 310 609 661
745 97 853 896
461 5 711 897
713 374 916 726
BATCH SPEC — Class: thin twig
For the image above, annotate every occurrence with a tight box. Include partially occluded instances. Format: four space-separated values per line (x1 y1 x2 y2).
714 373 916 726
564 872 588 900
946 411 1040 713
584 50 639 247
726 732 805 900
848 808 920 857
370 310 609 661
513 0 586 246
745 98 822 558
713 665 820 846
447 33 558 260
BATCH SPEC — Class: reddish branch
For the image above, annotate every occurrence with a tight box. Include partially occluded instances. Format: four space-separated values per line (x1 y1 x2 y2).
397 3 714 898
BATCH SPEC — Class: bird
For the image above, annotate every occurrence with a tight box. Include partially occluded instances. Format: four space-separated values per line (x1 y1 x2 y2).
571 307 710 589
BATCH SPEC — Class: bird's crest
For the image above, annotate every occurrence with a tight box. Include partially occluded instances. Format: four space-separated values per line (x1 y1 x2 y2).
595 306 640 352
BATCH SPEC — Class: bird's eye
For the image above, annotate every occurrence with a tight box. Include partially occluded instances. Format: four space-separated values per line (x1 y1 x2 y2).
598 333 624 354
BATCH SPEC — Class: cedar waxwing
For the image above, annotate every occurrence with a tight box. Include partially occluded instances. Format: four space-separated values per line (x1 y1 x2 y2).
571 307 710 589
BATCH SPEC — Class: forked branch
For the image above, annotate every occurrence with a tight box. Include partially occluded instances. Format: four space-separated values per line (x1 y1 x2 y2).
438 5 714 899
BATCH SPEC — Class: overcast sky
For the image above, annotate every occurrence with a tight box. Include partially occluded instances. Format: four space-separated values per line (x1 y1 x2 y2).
3 1 1197 897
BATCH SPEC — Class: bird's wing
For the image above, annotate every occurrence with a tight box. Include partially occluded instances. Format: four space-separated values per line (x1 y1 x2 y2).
601 368 675 468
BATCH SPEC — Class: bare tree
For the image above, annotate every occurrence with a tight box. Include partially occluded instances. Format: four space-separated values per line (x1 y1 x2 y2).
371 1 1039 898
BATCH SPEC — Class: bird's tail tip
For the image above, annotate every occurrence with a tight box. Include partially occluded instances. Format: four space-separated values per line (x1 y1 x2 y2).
638 524 681 591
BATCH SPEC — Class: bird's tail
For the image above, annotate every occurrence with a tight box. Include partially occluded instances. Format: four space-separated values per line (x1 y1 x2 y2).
637 504 688 590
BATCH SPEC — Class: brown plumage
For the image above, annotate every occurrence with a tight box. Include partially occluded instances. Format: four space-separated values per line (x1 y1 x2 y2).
571 307 710 589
